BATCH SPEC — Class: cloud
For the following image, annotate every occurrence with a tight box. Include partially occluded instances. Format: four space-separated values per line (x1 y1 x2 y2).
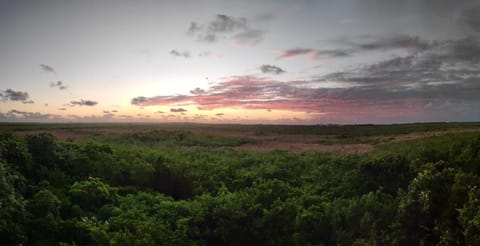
215 113 224 116
233 29 264 45
277 48 314 59
313 36 434 61
260 65 285 74
458 4 480 35
131 95 188 106
170 108 187 113
356 36 431 51
40 64 55 73
0 89 34 104
50 81 67 90
198 51 211 57
3 109 62 121
170 49 191 58
208 14 247 33
70 99 98 106
129 36 480 123
190 87 206 95
58 108 66 111
155 111 164 114
131 96 148 105
187 14 264 45
111 110 118 113
315 49 353 58
324 37 480 87
278 36 430 61
187 22 201 34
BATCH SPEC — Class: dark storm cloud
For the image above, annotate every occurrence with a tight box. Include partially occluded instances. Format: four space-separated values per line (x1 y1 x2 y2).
40 64 55 73
324 37 480 87
0 89 34 104
170 108 187 113
277 49 314 59
260 65 285 74
319 37 480 106
458 4 480 34
170 49 191 58
50 81 67 90
187 14 264 45
70 99 98 106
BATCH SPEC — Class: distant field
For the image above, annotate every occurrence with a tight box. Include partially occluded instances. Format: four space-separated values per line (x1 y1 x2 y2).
2 122 480 153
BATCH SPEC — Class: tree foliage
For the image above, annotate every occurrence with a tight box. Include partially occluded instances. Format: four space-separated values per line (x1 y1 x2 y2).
0 130 480 244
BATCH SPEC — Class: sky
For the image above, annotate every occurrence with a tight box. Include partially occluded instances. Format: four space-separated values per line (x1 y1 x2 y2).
1 0 480 124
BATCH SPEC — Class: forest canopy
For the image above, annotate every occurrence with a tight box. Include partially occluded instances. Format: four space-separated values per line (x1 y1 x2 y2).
1 127 480 245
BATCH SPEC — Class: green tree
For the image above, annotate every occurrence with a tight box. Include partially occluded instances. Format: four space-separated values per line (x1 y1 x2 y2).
0 161 27 245
69 177 117 212
27 189 62 245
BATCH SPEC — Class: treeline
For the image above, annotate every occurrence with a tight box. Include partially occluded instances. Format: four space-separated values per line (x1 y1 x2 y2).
1 131 480 245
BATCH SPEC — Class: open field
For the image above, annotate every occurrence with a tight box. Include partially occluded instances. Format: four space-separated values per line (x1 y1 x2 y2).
2 122 480 245
3 122 480 153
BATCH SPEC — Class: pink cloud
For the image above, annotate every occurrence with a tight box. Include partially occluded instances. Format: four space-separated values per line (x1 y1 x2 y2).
277 48 314 59
130 75 434 123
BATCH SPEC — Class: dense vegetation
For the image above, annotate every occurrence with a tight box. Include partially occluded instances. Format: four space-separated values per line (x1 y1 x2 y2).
1 125 480 245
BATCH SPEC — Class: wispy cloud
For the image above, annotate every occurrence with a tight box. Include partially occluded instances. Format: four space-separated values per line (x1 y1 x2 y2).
40 64 55 73
70 99 98 106
50 81 67 90
355 36 431 51
170 108 187 113
317 35 433 58
0 89 34 104
170 49 191 58
315 49 353 58
277 48 314 59
233 29 264 45
2 109 61 121
283 36 432 61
